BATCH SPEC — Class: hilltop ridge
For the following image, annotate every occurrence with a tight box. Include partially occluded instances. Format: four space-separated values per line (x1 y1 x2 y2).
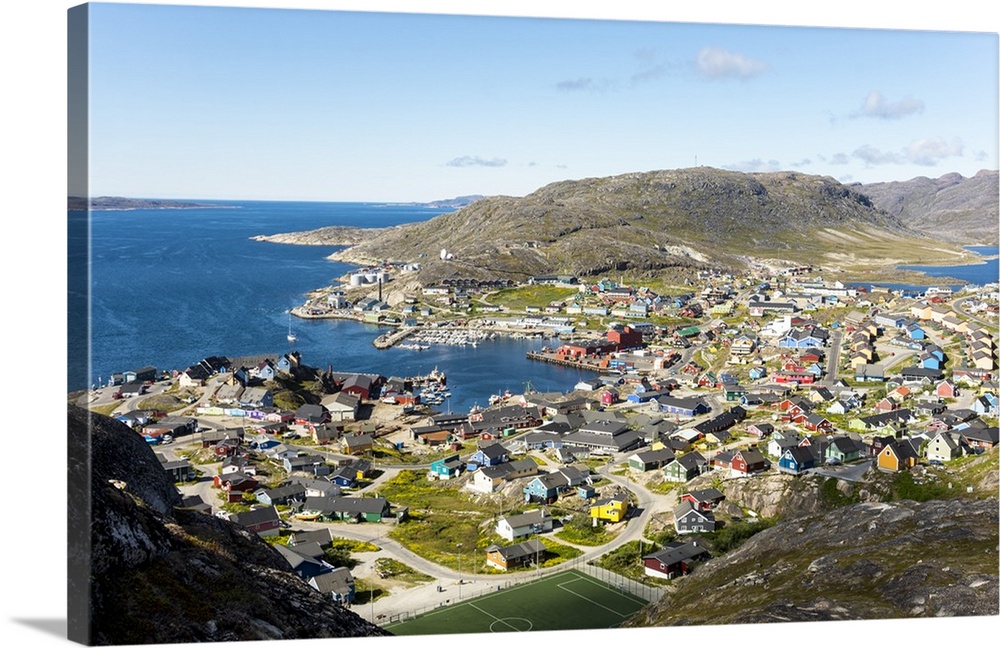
324 167 973 285
848 170 999 245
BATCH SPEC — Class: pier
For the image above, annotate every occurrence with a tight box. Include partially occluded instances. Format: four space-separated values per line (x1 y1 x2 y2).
526 350 606 373
373 326 418 349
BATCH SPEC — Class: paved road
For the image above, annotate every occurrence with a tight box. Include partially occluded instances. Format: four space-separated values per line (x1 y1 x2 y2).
952 295 997 328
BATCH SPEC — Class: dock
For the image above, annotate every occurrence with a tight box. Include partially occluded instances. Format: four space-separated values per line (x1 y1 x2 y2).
373 327 417 349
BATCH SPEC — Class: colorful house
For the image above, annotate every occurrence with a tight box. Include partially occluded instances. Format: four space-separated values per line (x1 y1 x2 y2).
485 539 547 571
925 432 962 463
429 454 464 480
663 453 709 482
590 496 629 523
679 488 725 511
673 500 716 534
877 441 918 472
731 447 768 476
642 542 710 580
778 446 816 475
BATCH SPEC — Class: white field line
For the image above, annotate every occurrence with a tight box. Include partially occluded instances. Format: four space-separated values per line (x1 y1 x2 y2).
555 578 632 618
468 603 527 632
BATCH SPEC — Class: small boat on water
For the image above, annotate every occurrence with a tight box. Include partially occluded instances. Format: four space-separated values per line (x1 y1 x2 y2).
287 311 297 343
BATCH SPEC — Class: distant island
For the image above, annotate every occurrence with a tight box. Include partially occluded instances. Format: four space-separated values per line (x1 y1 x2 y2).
401 194 485 209
67 196 238 211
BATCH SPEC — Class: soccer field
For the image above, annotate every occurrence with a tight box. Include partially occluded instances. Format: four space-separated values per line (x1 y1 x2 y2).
385 570 648 635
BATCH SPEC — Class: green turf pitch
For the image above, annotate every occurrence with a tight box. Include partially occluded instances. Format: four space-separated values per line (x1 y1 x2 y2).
385 570 648 635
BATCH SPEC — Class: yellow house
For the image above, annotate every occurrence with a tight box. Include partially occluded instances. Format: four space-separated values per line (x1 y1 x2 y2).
590 496 629 523
877 441 918 472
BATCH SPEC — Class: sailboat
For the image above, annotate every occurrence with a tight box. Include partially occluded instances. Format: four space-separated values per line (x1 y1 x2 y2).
286 311 297 343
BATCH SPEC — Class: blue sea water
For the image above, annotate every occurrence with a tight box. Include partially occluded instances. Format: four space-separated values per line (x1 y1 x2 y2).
853 245 999 294
897 245 999 286
79 201 595 410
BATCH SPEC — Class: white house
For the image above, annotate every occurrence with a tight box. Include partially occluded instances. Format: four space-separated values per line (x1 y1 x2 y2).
495 509 554 541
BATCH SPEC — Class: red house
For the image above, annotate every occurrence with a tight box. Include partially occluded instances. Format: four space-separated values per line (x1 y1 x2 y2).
557 341 617 358
874 397 898 412
230 506 281 537
936 380 959 399
680 487 726 511
214 471 259 493
607 326 643 350
731 447 768 475
642 542 710 580
601 389 620 406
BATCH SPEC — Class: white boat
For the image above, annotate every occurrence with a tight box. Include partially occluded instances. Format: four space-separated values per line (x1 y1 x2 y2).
287 311 297 342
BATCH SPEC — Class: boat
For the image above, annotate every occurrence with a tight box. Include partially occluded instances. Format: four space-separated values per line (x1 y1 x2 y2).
295 511 321 521
286 311 297 343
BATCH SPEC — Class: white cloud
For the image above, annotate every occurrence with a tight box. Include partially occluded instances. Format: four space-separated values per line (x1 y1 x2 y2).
853 145 902 165
630 64 670 84
695 47 768 79
856 90 925 120
905 137 964 165
723 158 782 172
555 77 595 92
445 156 508 168
844 137 964 168
829 153 851 165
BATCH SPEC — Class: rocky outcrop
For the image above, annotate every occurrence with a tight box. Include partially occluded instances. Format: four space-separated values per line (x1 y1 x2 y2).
849 170 999 244
719 473 828 520
68 405 390 645
627 498 999 627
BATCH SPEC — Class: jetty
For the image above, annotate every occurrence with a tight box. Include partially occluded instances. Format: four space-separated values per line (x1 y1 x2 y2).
373 326 418 349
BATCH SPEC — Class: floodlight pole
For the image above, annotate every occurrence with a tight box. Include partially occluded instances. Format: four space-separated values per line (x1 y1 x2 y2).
457 542 463 599
533 524 541 580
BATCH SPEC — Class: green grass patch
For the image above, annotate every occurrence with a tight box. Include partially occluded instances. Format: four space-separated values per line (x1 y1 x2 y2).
88 402 122 417
136 393 189 412
554 514 611 546
353 577 389 604
484 285 580 310
332 537 380 553
380 471 494 566
593 540 665 585
888 471 951 502
819 477 860 508
373 558 434 584
703 519 775 554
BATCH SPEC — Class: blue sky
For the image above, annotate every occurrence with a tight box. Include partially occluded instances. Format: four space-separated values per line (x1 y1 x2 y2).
80 1 999 202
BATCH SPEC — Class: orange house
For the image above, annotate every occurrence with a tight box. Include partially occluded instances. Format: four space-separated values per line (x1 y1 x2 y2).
877 441 918 472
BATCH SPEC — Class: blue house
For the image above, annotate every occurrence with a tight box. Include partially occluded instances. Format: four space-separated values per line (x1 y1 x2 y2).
972 393 998 416
906 323 926 340
469 443 509 469
778 446 817 475
749 367 767 380
657 397 711 417
522 467 588 503
778 328 828 349
919 354 942 370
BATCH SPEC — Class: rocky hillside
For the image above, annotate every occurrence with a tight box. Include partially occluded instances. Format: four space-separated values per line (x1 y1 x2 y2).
68 405 390 645
327 167 965 284
849 170 999 244
628 497 998 627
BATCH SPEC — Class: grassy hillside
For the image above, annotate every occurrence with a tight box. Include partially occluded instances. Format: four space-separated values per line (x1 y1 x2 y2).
331 167 976 283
